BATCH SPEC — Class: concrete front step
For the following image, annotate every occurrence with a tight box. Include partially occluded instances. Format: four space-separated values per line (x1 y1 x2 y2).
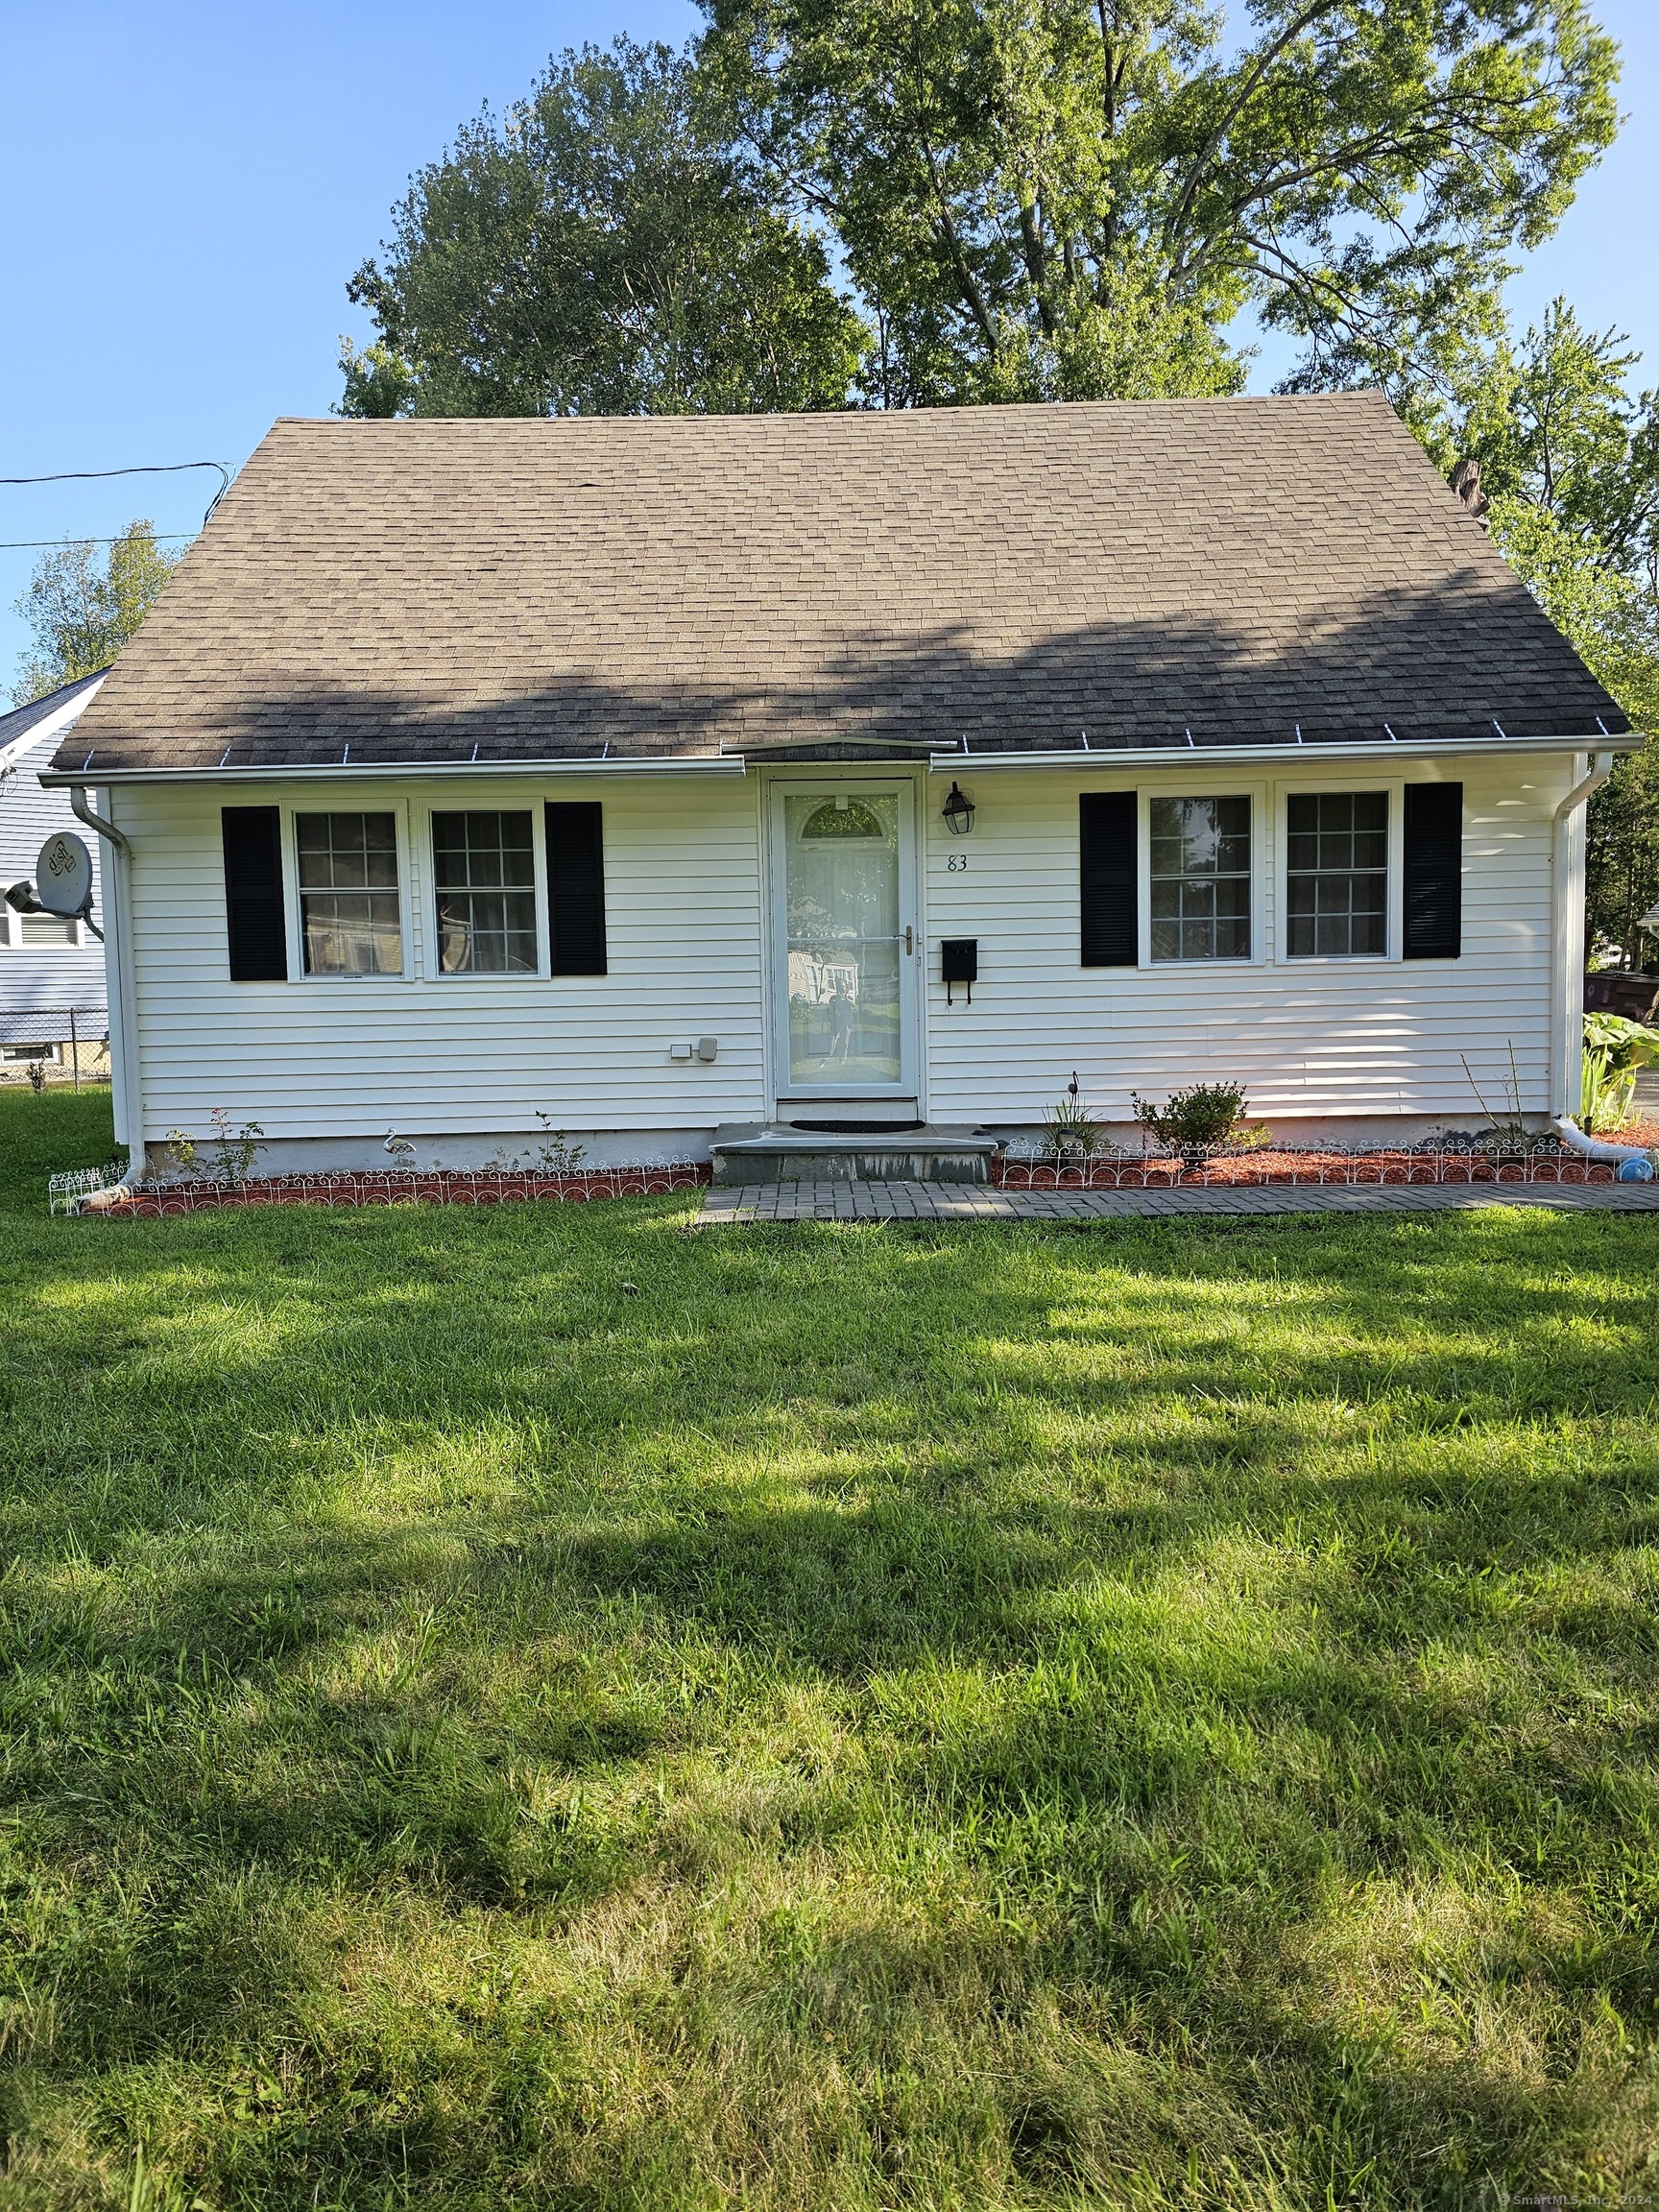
711 1121 999 1184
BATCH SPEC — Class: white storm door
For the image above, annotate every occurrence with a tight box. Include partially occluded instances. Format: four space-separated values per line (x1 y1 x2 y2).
770 781 918 1096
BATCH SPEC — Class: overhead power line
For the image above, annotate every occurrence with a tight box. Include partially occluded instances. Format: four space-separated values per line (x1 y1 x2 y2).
0 459 231 525
0 533 199 550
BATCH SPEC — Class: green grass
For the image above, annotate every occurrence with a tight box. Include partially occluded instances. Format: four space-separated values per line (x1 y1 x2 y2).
2 1088 1658 2209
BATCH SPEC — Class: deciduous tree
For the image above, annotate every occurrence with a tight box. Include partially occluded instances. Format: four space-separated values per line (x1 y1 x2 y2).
341 38 867 418
700 0 1619 406
11 519 180 706
1438 302 1659 962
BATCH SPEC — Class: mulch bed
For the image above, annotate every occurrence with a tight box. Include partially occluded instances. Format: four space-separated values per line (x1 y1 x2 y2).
995 1129 1659 1191
106 1165 711 1217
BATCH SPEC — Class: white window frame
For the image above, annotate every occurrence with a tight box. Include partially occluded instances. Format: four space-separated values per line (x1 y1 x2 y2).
281 799 414 983
0 905 84 950
1138 782 1266 970
1273 778 1404 966
420 800 548 982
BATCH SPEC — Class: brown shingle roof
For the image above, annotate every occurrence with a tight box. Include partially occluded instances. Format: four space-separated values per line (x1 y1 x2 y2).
54 395 1627 774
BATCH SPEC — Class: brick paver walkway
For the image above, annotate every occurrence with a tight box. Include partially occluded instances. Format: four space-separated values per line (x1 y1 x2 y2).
697 1177 1659 1225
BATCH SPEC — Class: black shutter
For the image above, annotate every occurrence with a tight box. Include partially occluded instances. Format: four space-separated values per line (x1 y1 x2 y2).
1080 791 1137 965
545 802 607 975
221 806 287 980
1403 782 1462 959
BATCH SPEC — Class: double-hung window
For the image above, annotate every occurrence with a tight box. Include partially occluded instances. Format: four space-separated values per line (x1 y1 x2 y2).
432 811 538 974
1286 793 1387 957
296 812 402 974
1149 795 1251 961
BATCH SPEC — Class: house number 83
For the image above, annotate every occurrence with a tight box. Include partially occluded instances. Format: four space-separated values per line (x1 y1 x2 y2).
946 854 968 871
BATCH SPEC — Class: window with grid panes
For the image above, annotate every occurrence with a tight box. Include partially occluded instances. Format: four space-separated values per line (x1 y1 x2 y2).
1149 795 1251 960
1286 793 1387 956
432 811 538 974
296 813 402 974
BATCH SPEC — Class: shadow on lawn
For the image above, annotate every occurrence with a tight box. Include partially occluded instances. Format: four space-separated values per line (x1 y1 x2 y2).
4 1202 1658 2198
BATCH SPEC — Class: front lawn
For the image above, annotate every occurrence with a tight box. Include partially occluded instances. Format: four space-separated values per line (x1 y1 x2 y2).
2 1088 1657 2209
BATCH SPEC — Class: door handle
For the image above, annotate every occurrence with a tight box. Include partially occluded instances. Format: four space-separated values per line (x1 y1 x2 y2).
904 926 914 955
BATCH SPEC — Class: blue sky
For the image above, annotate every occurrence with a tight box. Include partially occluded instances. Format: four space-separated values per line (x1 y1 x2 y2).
2 0 1655 685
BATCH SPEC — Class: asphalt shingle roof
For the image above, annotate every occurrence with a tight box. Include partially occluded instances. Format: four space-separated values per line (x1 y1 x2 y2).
53 396 1627 775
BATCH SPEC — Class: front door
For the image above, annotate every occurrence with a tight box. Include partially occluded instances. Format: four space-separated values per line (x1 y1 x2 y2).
769 781 918 1099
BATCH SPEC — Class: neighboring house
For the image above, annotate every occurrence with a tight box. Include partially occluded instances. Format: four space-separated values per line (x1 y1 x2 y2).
42 398 1634 1177
0 673 108 1072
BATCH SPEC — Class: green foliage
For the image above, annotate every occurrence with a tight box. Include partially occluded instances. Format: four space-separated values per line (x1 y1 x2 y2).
160 1110 267 1186
342 38 867 419
1130 1080 1249 1159
1592 741 1659 964
1041 1071 1102 1155
1451 300 1659 565
1428 301 1659 961
1580 1011 1659 1134
10 518 181 706
336 338 416 419
1582 1010 1659 1071
700 0 1619 406
5 1086 1659 2201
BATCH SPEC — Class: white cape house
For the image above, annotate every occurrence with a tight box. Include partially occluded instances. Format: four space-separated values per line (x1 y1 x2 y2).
44 397 1634 1179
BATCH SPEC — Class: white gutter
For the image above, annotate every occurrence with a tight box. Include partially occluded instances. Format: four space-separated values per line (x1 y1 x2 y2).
40 754 748 787
926 733 1640 773
1551 752 1618 1118
69 785 146 1183
38 733 1640 788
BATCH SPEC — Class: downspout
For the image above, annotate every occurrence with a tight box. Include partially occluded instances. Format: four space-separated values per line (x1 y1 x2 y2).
69 787 146 1182
1551 753 1615 1119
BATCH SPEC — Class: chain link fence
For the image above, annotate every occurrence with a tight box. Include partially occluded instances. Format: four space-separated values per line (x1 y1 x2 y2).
0 1007 108 1092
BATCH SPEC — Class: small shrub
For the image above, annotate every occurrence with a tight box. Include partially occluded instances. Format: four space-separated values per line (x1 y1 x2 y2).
25 1059 46 1094
161 1111 265 1184
482 1118 590 1176
1131 1083 1250 1164
534 1113 588 1175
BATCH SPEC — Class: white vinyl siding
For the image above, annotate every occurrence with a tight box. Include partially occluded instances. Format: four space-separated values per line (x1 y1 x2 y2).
119 773 764 1140
116 754 1570 1146
0 691 108 1019
922 757 1570 1125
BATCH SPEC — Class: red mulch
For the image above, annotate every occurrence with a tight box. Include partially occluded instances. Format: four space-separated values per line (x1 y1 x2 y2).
108 1166 711 1217
995 1146 1642 1190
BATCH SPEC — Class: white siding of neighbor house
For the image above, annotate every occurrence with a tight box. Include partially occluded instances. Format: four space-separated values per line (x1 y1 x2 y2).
0 693 108 1024
111 751 1574 1151
921 755 1575 1126
111 772 767 1148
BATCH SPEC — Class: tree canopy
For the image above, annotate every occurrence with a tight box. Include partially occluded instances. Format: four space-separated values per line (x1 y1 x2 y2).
10 520 180 707
700 0 1619 406
341 39 866 419
1437 303 1659 961
335 8 1656 954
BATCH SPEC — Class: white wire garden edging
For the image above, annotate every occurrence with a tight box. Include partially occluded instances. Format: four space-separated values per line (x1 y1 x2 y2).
51 1163 711 1217
993 1140 1647 1190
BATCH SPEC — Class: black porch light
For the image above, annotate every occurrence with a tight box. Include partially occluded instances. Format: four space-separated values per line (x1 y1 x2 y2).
941 781 975 836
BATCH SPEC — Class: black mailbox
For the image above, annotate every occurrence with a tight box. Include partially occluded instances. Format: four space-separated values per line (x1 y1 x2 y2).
941 938 978 1004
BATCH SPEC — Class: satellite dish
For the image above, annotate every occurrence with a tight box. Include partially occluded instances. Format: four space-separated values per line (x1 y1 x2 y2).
35 831 93 919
